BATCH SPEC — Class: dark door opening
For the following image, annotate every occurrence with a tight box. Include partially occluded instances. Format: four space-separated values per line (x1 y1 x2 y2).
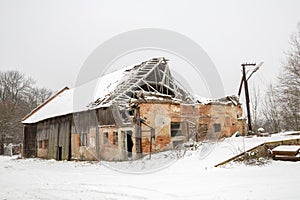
57 146 62 161
126 131 133 159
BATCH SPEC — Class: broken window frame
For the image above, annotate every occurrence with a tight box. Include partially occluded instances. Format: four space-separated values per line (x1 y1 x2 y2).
171 122 183 137
113 131 118 145
104 132 109 144
38 140 48 149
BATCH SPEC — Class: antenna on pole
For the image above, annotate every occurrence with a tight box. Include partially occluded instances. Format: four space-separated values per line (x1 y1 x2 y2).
238 62 263 96
247 62 264 81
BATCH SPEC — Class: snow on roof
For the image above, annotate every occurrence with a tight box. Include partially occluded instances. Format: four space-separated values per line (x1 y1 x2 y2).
22 64 136 124
93 64 135 104
272 145 300 152
22 86 69 122
195 94 240 105
22 88 74 124
194 95 211 104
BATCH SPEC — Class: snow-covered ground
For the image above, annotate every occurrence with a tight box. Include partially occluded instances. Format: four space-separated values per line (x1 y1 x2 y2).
1 132 300 200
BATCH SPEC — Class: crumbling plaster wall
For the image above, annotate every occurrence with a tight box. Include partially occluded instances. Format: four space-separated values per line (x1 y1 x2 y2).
139 102 190 154
139 102 246 151
198 103 245 139
98 126 123 161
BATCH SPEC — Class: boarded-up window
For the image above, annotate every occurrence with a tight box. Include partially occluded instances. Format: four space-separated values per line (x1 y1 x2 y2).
171 122 183 137
104 132 109 144
113 132 118 145
213 123 221 132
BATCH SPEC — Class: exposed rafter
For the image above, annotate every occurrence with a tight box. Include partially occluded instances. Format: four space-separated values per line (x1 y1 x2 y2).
92 57 194 109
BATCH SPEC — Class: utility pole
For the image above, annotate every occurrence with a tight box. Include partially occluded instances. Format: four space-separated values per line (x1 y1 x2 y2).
241 63 256 133
238 62 263 134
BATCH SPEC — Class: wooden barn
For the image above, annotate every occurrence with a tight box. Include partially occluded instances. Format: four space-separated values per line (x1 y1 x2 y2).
22 58 246 161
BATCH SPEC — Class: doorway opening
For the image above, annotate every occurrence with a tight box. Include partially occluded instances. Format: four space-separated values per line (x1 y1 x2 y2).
57 146 62 161
126 130 133 159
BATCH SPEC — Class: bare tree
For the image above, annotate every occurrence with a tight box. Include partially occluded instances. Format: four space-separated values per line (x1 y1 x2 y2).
0 71 34 108
0 70 53 148
259 24 300 133
261 84 281 133
277 24 300 131
26 86 53 110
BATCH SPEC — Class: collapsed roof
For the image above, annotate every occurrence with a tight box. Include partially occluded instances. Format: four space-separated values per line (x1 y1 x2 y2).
22 57 195 124
91 57 194 108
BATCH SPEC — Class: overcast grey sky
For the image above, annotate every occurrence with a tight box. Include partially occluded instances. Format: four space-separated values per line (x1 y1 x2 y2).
0 0 299 97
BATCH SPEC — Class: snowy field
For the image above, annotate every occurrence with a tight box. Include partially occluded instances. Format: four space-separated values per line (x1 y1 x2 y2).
1 133 300 200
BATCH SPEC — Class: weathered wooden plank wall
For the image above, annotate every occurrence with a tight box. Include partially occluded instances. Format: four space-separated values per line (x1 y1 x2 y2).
23 124 37 158
58 119 70 160
48 121 58 159
35 115 72 160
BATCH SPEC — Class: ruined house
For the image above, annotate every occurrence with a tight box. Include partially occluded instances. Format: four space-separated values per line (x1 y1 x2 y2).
22 57 246 161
